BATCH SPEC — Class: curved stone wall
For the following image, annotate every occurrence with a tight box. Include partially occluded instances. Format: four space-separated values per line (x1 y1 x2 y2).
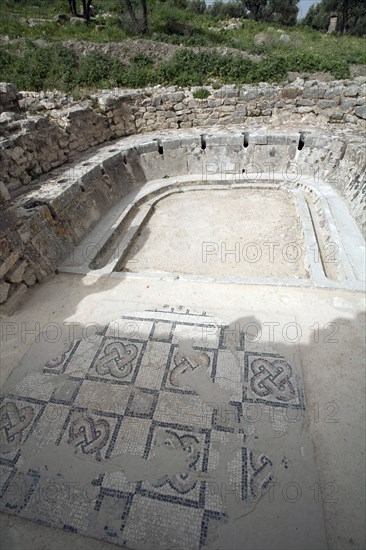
1 78 365 194
0 124 365 314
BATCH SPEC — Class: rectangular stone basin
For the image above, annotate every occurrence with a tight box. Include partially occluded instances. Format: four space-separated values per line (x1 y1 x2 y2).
118 188 309 279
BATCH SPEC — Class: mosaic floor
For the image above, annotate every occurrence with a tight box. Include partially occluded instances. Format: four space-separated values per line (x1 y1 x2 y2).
1 308 316 549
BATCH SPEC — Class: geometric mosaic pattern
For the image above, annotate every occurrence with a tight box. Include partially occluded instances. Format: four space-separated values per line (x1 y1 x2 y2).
0 307 305 549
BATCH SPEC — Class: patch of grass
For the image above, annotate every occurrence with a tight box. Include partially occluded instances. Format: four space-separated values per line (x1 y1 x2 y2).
193 88 211 99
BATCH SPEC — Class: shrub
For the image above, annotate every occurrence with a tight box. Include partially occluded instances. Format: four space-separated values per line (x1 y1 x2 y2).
193 88 211 99
187 0 206 15
157 49 282 86
0 43 78 91
278 50 350 79
77 51 122 88
130 53 153 67
207 0 245 18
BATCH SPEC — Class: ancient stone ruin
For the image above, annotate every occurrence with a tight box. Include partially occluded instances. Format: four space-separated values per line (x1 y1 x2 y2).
0 78 365 313
0 77 365 550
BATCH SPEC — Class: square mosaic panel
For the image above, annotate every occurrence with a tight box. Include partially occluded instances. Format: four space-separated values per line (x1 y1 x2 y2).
162 345 215 394
243 351 305 410
57 409 121 462
87 337 145 385
0 397 46 467
140 422 210 506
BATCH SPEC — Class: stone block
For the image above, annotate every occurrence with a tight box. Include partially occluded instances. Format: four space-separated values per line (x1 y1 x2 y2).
5 260 27 283
341 99 358 110
0 283 28 316
0 207 19 240
0 181 10 205
344 86 359 97
324 87 343 99
0 281 10 304
31 221 68 270
296 99 315 106
250 134 268 145
329 112 344 122
23 267 37 286
221 105 235 112
318 100 338 110
355 105 366 119
214 85 238 98
204 134 243 147
239 87 262 101
281 88 303 99
0 82 18 96
303 86 326 100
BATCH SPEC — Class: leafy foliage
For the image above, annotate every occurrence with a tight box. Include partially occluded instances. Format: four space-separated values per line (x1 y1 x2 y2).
192 88 211 98
302 0 366 36
0 0 364 93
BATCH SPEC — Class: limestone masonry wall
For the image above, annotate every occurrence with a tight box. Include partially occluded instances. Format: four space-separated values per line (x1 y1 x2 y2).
0 79 365 314
1 78 365 193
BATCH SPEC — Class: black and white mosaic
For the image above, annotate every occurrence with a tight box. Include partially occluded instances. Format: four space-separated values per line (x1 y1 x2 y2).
0 308 306 549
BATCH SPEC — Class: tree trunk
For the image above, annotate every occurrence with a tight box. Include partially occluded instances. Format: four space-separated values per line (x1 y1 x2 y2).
340 0 349 34
125 0 139 30
68 0 77 17
141 0 150 34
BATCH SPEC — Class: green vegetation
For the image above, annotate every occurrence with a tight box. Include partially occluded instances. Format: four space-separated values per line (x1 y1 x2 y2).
0 0 365 93
0 45 157 91
192 88 211 99
303 0 366 36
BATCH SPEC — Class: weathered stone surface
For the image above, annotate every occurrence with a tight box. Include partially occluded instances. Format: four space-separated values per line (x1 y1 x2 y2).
0 281 10 303
0 83 17 95
318 100 338 109
324 87 343 99
0 251 20 279
281 87 302 99
0 283 27 315
0 181 10 204
296 99 316 106
279 34 290 43
329 112 344 121
344 86 359 97
5 260 27 283
355 105 366 119
0 82 19 114
341 98 359 110
23 267 37 286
